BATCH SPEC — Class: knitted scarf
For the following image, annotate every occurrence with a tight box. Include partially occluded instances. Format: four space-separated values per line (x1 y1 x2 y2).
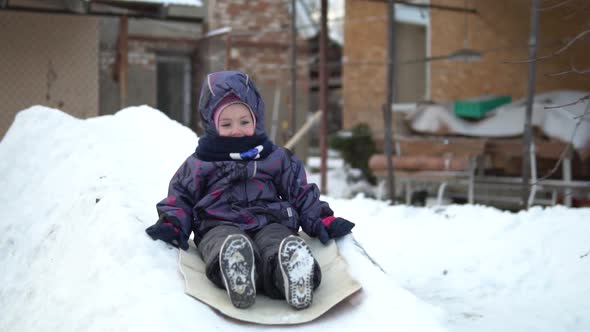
195 134 274 161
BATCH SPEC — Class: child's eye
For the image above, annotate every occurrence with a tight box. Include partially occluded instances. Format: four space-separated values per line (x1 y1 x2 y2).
221 123 231 128
241 121 251 126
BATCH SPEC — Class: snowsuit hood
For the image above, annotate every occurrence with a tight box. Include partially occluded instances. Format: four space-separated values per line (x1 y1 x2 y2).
198 71 266 136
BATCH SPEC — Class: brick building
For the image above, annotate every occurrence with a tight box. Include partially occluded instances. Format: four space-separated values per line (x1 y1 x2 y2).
342 0 590 139
1 0 311 156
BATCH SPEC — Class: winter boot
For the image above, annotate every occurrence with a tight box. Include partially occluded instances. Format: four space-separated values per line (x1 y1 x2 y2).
219 234 256 309
278 235 315 309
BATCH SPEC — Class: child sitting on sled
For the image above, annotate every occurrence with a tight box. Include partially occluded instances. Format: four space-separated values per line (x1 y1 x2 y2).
146 71 355 310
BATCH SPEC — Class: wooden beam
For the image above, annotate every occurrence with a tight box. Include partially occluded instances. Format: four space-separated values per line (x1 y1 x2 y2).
364 0 478 14
0 4 203 23
64 0 89 14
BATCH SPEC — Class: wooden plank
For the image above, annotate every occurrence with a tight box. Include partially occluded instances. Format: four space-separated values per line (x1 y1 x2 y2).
369 154 472 172
396 138 486 157
486 139 570 160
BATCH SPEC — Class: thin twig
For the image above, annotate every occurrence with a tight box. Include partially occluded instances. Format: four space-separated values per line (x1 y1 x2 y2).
504 54 553 64
553 29 590 55
531 101 590 184
546 67 590 77
538 0 578 11
504 29 590 64
544 94 590 109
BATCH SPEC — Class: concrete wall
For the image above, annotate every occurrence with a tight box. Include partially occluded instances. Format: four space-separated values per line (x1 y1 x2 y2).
0 11 99 139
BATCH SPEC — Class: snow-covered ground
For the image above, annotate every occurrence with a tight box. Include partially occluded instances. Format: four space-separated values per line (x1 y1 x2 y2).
1 106 589 332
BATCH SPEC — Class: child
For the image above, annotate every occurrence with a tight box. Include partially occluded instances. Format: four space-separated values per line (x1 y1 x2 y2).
146 71 355 310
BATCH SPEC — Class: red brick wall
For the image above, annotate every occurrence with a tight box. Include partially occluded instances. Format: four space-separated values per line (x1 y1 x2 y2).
208 0 311 151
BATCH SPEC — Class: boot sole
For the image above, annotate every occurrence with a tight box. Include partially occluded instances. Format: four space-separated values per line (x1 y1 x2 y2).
219 234 256 309
278 235 314 310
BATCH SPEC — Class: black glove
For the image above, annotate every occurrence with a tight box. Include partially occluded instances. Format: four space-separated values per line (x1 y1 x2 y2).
318 216 355 244
145 216 189 250
328 217 355 238
316 222 330 245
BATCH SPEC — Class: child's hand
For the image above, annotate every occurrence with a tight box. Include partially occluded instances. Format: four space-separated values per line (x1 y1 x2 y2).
318 216 356 244
146 217 189 250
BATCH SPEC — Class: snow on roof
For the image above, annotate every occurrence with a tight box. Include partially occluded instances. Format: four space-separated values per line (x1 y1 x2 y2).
87 0 203 7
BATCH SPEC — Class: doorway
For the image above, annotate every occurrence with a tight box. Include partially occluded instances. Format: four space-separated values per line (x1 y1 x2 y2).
157 54 192 126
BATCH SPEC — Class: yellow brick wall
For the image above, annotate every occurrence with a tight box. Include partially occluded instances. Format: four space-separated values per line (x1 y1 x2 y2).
430 0 590 101
342 0 388 134
0 12 99 139
342 0 590 141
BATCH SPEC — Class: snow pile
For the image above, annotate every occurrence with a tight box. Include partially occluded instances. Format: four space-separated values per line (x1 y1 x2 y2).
0 106 444 332
1 106 589 332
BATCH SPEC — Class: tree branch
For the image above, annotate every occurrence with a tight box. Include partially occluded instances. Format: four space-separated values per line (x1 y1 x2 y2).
538 0 578 11
546 65 590 77
544 94 590 109
504 29 590 64
532 101 590 184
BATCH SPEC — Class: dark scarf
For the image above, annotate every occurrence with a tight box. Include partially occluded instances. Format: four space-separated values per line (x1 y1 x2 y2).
195 134 274 161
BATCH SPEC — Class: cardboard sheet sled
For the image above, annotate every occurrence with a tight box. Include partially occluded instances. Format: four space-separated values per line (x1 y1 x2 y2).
178 234 362 325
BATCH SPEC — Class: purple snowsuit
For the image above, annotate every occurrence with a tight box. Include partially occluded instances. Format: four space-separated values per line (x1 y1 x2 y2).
155 71 332 246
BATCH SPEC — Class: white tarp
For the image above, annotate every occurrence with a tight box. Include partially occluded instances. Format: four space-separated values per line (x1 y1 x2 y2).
407 90 590 153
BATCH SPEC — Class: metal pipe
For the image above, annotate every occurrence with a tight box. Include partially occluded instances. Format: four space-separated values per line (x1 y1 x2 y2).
521 0 540 209
290 0 297 139
384 0 397 204
118 15 128 109
319 0 329 194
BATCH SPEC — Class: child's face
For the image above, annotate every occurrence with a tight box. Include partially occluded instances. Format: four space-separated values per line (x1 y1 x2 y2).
217 104 255 137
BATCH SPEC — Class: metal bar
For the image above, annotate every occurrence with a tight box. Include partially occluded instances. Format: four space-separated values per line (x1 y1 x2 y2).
527 142 538 207
0 5 203 23
476 176 590 189
118 15 128 109
383 0 397 203
290 0 297 138
563 155 573 207
319 0 328 194
521 0 540 209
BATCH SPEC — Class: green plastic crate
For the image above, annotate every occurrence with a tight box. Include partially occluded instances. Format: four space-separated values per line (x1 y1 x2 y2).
453 95 512 119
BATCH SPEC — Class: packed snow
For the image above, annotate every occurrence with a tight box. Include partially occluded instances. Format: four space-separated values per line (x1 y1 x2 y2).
1 106 589 332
